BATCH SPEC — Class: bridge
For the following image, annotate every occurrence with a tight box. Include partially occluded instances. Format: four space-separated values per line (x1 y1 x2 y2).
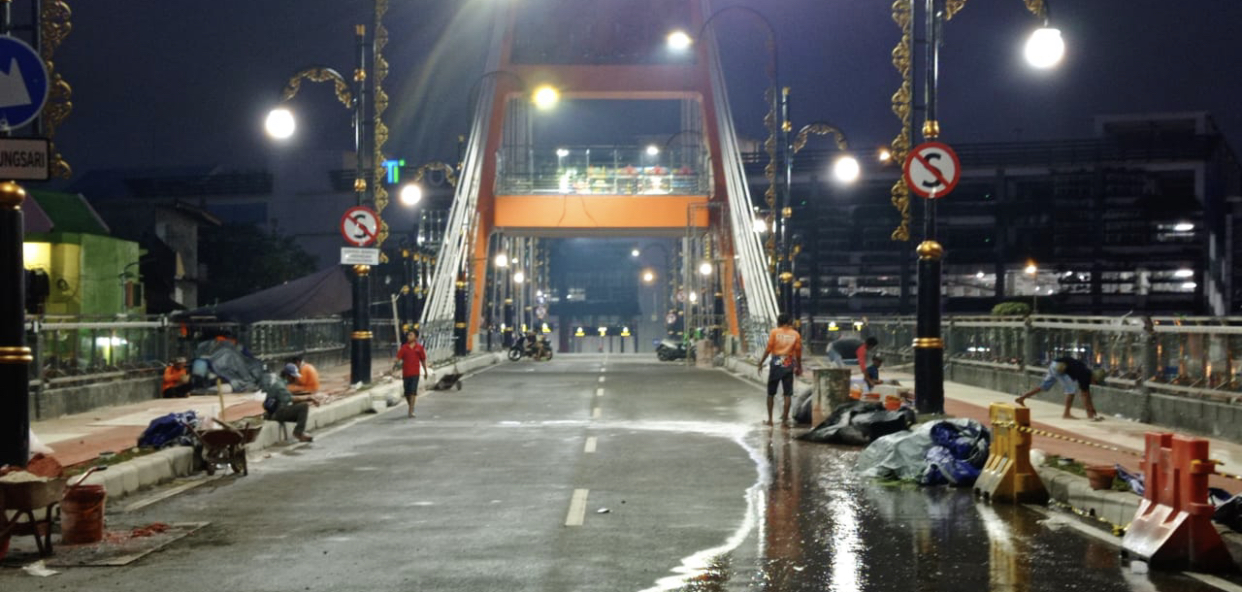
415 0 779 363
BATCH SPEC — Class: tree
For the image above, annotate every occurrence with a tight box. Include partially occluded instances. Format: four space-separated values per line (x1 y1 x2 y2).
198 224 317 304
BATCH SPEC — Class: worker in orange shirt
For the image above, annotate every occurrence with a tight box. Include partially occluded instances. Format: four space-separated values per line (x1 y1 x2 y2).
162 357 192 398
756 313 803 427
287 355 320 395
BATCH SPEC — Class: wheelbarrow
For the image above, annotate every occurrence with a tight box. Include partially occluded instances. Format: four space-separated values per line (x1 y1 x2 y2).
184 419 262 476
0 475 68 556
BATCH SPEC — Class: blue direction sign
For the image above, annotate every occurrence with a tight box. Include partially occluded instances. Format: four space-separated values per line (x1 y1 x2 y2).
0 36 47 131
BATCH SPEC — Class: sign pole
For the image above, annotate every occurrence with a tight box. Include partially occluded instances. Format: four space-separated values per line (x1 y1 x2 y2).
0 182 30 467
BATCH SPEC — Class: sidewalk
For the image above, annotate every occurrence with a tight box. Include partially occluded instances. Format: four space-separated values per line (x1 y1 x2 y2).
30 362 363 469
21 353 501 496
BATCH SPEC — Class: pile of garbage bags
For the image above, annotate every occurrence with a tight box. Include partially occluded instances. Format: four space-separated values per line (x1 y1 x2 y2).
194 340 265 392
137 411 202 449
798 401 916 446
856 418 991 486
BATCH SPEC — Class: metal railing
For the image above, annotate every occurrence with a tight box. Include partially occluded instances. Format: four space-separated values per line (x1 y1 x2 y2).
496 145 709 196
861 314 1242 401
25 315 400 389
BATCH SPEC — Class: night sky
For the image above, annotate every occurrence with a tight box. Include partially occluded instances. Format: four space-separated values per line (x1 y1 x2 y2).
46 0 1242 182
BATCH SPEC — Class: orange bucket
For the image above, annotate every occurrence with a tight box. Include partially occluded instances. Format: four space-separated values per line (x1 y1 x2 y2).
60 485 106 545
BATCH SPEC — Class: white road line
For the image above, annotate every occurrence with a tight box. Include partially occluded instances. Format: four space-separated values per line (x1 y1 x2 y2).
596 388 604 397
584 437 597 453
565 489 589 526
592 407 602 419
598 376 606 384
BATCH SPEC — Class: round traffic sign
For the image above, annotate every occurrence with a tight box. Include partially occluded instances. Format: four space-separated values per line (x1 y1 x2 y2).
665 313 677 325
903 142 961 199
0 36 48 131
340 206 380 247
535 306 547 319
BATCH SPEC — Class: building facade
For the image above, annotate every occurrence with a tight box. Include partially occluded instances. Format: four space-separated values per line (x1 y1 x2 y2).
748 112 1242 319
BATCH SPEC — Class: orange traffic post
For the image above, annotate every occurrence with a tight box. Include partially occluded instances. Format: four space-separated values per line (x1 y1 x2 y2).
1122 433 1233 571
975 403 1048 504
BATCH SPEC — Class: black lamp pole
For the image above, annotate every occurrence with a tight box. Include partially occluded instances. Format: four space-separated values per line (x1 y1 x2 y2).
0 182 30 467
349 24 373 385
913 0 945 414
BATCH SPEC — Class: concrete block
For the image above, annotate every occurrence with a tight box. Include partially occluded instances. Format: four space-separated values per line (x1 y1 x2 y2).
163 448 195 477
130 456 167 487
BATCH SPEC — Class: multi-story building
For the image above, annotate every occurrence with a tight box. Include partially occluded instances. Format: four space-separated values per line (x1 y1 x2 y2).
753 112 1242 318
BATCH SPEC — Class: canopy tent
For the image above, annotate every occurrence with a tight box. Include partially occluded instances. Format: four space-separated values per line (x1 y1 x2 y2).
183 266 351 324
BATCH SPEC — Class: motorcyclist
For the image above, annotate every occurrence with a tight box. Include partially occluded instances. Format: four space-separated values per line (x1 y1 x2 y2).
526 331 547 360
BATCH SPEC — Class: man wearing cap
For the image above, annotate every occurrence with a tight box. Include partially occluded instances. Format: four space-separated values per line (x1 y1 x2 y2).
162 357 192 398
287 355 320 395
1016 356 1105 420
265 365 320 442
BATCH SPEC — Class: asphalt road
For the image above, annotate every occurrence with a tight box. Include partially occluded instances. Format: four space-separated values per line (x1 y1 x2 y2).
3 354 1240 592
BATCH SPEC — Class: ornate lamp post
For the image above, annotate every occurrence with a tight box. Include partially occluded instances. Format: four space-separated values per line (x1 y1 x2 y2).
786 122 859 317
888 0 1064 414
668 6 783 297
266 25 374 385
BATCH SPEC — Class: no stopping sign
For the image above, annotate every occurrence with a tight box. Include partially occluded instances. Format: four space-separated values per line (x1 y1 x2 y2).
903 142 961 199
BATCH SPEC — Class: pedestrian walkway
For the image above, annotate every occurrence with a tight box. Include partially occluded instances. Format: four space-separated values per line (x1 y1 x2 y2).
29 362 364 469
884 369 1242 495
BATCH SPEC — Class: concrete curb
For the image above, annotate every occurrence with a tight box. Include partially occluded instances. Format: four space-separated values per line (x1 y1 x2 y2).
1036 465 1140 528
75 353 502 501
1035 464 1242 567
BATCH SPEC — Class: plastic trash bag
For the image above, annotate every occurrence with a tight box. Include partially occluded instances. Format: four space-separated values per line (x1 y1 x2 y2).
137 411 200 449
798 401 915 446
921 445 983 486
792 382 815 425
1213 492 1242 532
856 418 989 483
1114 463 1144 496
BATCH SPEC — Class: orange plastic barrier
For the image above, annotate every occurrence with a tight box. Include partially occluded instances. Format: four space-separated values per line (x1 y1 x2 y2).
975 403 1048 504
1121 433 1233 571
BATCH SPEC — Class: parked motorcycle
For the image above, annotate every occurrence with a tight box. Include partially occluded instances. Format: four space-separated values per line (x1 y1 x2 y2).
656 338 695 362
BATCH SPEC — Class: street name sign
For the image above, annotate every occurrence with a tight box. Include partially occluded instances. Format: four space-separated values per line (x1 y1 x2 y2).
0 137 48 180
340 247 380 265
0 36 48 131
340 206 380 247
903 141 961 199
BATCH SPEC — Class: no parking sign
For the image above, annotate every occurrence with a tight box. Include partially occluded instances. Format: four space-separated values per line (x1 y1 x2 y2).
903 142 961 199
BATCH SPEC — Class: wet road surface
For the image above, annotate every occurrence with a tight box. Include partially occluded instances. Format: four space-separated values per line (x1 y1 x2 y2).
2 354 1237 592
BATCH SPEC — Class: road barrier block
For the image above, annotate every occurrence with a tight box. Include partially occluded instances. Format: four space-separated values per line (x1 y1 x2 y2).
1121 433 1233 571
975 403 1048 504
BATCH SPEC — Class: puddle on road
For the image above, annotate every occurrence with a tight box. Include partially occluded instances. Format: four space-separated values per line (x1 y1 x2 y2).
643 430 1241 592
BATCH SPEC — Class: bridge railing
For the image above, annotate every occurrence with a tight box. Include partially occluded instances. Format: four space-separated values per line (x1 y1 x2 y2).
861 315 1242 401
495 144 710 196
25 315 401 390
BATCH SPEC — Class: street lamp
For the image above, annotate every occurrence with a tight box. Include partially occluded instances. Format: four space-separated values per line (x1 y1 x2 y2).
786 121 859 315
264 108 296 140
398 183 422 207
266 24 374 385
670 6 781 285
891 0 1065 415
532 85 560 110
832 155 861 183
